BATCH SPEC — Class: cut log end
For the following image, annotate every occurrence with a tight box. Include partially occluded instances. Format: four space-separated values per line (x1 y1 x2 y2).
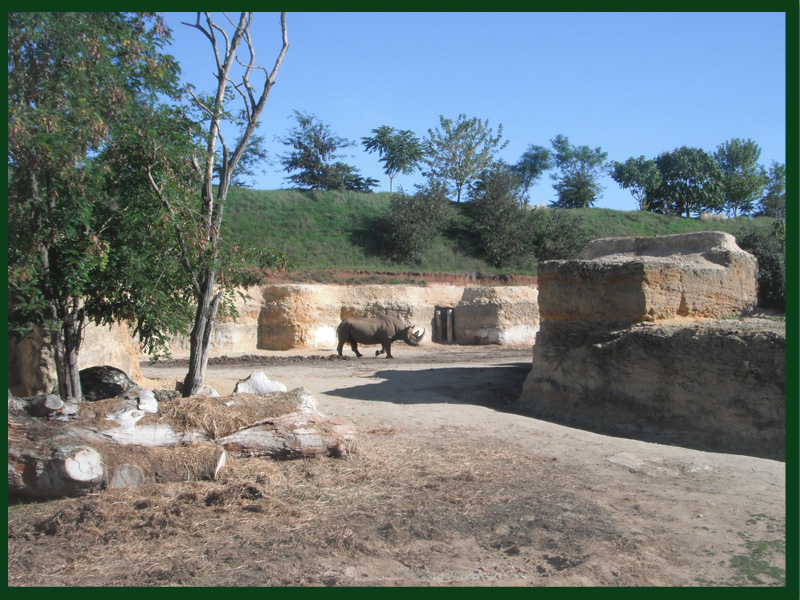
61 446 105 482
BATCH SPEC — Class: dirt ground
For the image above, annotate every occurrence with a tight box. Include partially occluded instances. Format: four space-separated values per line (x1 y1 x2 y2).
8 343 786 587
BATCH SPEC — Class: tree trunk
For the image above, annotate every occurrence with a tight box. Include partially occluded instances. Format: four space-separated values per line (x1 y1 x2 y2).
47 298 84 402
9 387 357 499
217 413 357 460
8 411 228 499
183 274 222 397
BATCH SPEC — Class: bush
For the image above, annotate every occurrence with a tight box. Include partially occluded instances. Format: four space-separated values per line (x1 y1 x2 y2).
378 183 452 265
467 164 532 269
736 228 785 311
467 163 587 268
527 208 587 261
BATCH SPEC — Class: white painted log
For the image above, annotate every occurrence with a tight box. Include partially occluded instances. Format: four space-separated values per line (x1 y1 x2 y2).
9 388 355 499
217 413 357 459
233 371 288 394
98 423 209 446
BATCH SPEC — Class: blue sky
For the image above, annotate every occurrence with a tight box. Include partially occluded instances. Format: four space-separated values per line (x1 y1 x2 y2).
161 11 787 211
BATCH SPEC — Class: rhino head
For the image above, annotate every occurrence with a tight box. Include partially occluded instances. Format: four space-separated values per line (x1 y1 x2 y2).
401 325 426 346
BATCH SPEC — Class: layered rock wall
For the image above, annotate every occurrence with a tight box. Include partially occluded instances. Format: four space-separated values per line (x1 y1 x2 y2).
10 284 540 392
539 231 757 323
518 231 784 460
255 284 538 350
8 322 143 397
453 286 539 345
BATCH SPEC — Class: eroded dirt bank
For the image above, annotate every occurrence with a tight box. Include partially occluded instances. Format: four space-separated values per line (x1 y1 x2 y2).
8 345 785 587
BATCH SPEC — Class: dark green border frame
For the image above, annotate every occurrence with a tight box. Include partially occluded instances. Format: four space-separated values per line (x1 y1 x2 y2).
5 5 798 597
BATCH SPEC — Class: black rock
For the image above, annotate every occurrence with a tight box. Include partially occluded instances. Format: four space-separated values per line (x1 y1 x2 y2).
79 365 135 401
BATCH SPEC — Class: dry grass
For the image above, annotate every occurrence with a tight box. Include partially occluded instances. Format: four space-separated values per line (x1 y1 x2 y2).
148 392 305 439
9 426 608 586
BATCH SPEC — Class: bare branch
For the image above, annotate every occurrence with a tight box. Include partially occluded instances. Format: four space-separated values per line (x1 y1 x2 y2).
184 86 214 118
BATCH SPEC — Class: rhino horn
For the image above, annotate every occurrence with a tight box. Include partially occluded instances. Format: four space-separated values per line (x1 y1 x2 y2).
412 327 426 340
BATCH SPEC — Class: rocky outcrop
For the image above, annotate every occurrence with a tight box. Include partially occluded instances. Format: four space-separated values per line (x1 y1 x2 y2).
539 231 757 323
79 365 136 402
453 286 539 345
8 322 143 398
518 231 784 460
255 284 537 350
519 319 785 460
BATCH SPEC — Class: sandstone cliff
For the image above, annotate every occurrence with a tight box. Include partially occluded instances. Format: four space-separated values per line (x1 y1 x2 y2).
519 319 785 460
518 231 784 460
9 283 540 394
539 231 757 323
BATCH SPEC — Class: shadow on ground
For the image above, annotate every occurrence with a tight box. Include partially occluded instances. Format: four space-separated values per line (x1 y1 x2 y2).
325 359 781 459
325 362 532 416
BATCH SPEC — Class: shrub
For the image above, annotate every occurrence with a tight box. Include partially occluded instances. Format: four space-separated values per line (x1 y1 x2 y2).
378 183 452 265
467 163 587 268
527 208 587 261
736 228 785 311
467 163 533 269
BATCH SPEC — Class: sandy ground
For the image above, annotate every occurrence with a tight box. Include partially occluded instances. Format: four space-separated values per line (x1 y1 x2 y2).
8 343 786 587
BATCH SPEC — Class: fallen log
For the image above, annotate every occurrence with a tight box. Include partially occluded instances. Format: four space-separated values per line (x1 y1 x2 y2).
218 413 358 459
8 412 227 499
8 388 356 498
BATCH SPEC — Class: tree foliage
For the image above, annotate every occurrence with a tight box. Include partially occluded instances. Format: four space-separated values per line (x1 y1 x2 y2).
609 156 662 211
548 134 607 208
467 162 532 268
467 162 586 268
378 183 452 265
736 228 785 311
423 113 509 202
8 12 180 401
279 110 377 192
513 144 553 205
756 161 786 219
713 138 767 217
214 134 270 188
362 126 423 192
650 146 724 217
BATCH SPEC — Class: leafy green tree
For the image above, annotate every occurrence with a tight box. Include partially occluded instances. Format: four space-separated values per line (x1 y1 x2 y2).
756 161 786 219
362 126 423 192
527 208 586 261
609 156 662 211
513 145 553 205
143 12 290 396
651 146 724 217
467 162 531 268
8 12 180 401
279 110 377 192
379 182 452 264
737 228 785 311
468 162 586 269
423 113 509 203
549 135 608 208
713 138 768 217
93 103 201 359
467 162 586 268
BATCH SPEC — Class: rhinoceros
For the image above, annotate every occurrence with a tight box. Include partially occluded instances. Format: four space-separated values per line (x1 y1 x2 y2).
336 314 425 359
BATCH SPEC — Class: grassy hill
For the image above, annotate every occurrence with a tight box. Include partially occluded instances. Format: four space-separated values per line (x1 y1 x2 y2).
223 187 778 276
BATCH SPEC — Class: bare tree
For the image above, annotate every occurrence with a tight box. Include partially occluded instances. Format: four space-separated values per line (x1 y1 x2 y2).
149 12 289 396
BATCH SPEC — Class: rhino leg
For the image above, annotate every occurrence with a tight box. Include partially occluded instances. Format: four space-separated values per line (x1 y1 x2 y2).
381 342 394 358
350 340 363 358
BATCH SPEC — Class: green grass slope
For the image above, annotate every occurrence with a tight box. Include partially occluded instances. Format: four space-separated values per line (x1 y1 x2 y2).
223 187 777 275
